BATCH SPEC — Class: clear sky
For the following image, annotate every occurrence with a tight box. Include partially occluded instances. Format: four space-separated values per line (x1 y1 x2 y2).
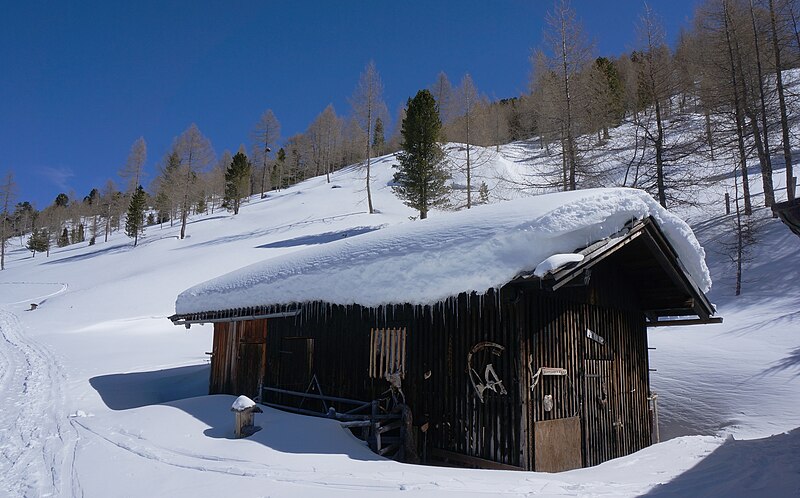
1 0 700 208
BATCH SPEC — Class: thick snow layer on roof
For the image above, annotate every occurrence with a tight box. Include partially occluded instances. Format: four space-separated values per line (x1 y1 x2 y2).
533 253 585 277
175 188 711 313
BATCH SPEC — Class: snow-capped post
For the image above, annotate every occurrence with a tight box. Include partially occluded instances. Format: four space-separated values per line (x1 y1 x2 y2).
231 395 263 438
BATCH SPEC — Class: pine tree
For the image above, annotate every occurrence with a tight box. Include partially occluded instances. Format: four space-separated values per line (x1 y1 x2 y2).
392 89 450 220
478 182 490 204
125 185 147 246
57 227 70 247
276 147 287 190
54 193 69 208
372 117 385 155
26 229 49 257
224 152 252 215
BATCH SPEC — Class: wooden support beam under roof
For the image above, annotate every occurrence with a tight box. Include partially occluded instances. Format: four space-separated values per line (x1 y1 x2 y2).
647 317 723 327
523 217 717 325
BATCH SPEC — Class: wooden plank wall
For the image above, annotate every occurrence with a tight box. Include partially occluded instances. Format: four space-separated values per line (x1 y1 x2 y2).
261 291 523 468
415 290 521 468
523 261 652 469
243 262 650 470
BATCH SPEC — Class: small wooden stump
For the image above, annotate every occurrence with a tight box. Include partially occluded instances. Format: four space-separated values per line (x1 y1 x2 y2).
231 395 263 438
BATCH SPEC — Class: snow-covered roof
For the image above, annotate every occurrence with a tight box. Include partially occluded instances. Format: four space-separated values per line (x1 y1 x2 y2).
174 188 711 315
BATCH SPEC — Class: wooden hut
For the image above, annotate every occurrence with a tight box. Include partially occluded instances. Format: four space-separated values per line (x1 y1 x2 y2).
772 197 800 238
170 189 719 472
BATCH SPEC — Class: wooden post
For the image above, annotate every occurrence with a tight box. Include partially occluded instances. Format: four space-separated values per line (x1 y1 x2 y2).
372 400 382 453
231 395 263 438
648 393 660 444
725 192 731 215
234 411 255 438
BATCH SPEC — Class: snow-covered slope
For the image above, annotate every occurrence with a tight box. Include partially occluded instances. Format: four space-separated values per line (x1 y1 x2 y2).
1 136 798 497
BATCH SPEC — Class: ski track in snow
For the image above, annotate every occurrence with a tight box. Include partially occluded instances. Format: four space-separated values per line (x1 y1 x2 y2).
0 310 82 498
0 282 70 306
72 419 457 493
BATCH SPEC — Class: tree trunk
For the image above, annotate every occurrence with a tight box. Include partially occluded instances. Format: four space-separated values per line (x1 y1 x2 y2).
705 109 714 160
647 51 667 207
734 167 743 296
466 111 472 209
105 207 110 242
560 130 568 191
561 13 577 191
748 0 776 207
366 104 374 214
770 0 795 201
747 111 775 206
1 223 5 271
724 1 753 215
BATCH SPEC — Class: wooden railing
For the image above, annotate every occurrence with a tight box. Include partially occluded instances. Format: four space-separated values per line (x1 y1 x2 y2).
261 385 405 459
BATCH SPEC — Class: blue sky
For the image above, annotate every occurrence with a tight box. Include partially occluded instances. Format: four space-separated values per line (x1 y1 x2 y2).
1 0 699 207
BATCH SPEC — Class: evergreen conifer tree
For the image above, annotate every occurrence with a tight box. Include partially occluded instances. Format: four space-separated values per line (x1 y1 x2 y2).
372 117 385 154
478 182 490 204
57 227 70 247
125 185 147 246
276 147 286 190
224 151 252 215
392 89 450 220
27 229 49 257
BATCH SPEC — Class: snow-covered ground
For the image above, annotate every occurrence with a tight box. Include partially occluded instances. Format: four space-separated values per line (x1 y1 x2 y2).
1 139 799 497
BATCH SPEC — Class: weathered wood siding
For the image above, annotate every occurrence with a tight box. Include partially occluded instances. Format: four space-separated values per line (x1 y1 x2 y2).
210 319 267 398
215 261 651 470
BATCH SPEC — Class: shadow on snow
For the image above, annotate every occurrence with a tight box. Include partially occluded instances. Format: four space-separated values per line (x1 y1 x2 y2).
89 364 210 410
642 428 800 497
89 365 381 460
255 226 380 249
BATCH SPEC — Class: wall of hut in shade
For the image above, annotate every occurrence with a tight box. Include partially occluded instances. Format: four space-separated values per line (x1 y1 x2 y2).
206 258 653 472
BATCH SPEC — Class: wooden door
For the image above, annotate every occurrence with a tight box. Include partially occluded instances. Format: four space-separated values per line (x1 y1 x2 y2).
236 319 268 398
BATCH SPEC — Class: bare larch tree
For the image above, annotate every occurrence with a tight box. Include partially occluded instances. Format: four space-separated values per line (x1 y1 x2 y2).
350 61 387 214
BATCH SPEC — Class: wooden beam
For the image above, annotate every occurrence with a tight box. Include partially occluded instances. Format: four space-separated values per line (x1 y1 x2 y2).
646 317 723 327
429 448 524 471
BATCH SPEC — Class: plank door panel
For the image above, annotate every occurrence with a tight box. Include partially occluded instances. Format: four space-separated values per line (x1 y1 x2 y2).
533 416 582 472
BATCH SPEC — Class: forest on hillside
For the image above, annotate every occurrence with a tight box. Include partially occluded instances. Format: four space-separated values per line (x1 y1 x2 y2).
2 0 799 269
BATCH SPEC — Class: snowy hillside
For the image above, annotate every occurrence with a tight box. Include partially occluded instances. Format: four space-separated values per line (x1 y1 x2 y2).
1 138 798 497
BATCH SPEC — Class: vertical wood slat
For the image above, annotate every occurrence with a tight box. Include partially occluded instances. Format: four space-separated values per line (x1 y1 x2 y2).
369 328 375 378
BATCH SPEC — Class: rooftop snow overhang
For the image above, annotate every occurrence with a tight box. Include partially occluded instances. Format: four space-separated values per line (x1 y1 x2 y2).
515 217 720 327
169 189 715 327
772 197 800 238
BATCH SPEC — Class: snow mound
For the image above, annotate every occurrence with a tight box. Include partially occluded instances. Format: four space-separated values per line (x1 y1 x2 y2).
230 395 256 412
175 188 711 313
533 253 585 277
